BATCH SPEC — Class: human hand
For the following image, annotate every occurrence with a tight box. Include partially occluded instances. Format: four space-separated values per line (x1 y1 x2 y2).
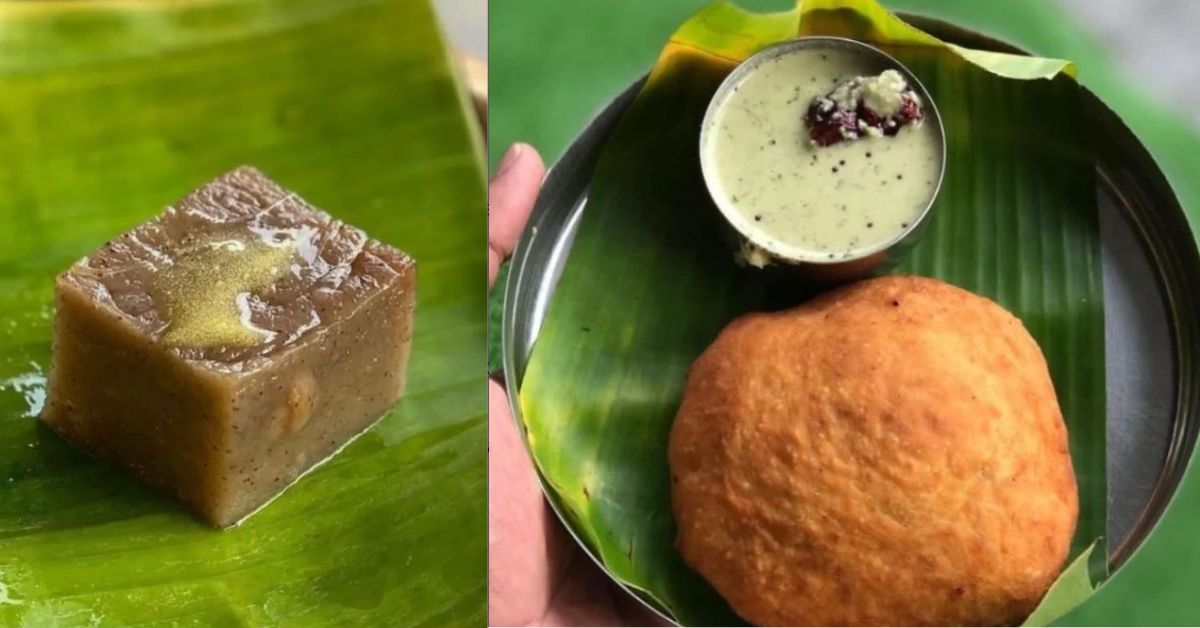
487 144 656 627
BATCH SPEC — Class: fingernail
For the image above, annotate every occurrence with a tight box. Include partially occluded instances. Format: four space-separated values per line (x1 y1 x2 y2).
496 143 526 178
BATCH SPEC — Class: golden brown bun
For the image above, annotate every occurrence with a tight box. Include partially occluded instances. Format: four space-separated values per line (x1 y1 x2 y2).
669 275 1077 626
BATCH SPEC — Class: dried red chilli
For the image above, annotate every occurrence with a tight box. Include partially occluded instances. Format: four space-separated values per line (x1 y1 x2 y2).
805 82 924 147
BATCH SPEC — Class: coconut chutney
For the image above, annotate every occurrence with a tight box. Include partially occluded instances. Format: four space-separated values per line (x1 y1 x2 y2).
702 44 943 264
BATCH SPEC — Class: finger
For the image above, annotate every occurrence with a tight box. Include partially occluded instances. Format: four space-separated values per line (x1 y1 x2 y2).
488 378 567 626
540 550 627 627
489 143 546 288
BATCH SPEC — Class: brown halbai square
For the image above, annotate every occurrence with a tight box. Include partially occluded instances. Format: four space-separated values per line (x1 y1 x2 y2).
42 167 416 527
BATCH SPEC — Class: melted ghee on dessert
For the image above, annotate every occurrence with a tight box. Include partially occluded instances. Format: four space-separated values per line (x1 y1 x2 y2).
158 232 295 348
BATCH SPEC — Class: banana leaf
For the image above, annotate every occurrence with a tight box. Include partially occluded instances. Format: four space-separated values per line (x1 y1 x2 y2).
516 0 1106 624
1024 540 1106 627
0 0 485 625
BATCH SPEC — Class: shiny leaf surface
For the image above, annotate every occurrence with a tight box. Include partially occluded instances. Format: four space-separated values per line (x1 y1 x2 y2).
0 0 485 625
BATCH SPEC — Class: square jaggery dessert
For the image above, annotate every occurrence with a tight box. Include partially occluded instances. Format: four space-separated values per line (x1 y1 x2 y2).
42 166 416 527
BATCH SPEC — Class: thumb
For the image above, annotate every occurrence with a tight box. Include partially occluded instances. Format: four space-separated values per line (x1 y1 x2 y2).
488 143 545 288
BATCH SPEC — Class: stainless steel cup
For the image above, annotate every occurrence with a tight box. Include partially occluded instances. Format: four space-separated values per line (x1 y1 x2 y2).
699 36 947 283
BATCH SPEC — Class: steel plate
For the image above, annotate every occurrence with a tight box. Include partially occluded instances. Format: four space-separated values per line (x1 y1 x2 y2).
501 13 1200 622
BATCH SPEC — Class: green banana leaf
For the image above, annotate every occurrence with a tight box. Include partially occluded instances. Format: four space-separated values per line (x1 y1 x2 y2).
1024 540 1106 627
0 0 485 625
517 0 1105 624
